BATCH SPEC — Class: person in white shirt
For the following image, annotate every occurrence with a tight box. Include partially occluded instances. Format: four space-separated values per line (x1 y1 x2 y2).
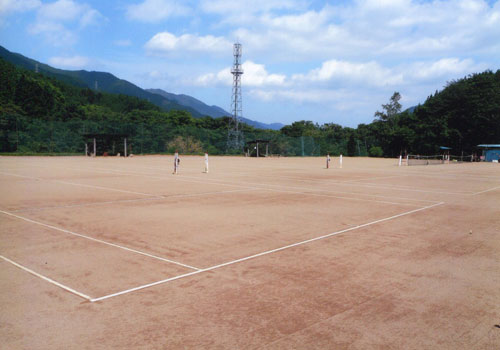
204 152 209 173
173 151 179 174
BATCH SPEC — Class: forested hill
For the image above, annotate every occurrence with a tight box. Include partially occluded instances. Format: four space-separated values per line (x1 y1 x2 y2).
0 45 202 117
363 70 500 156
0 57 256 154
1 51 498 156
412 70 500 152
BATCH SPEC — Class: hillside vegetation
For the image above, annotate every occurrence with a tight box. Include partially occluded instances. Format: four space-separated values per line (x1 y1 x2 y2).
1 57 499 156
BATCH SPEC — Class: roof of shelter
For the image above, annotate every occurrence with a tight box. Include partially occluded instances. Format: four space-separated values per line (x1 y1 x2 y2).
477 144 500 148
246 140 270 144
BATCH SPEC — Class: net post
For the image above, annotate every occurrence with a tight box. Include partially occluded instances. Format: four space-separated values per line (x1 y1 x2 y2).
124 138 127 157
398 155 402 167
340 154 343 168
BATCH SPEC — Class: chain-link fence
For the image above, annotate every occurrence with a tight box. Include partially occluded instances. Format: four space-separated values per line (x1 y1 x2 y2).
1 115 326 156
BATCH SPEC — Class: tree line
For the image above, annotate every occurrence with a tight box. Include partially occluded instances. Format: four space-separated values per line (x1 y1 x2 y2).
1 57 499 156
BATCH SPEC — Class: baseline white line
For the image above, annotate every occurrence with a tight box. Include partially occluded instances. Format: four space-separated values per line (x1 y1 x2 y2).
90 270 204 302
64 166 437 206
0 254 92 301
12 188 258 213
202 201 445 272
90 201 445 302
0 210 200 271
0 171 157 197
221 171 474 195
472 186 500 195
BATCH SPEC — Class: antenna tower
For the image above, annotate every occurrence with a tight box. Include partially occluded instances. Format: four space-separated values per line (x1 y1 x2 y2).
227 42 244 150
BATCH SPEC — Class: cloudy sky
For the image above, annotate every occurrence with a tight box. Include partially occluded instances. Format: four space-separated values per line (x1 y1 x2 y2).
1 0 499 127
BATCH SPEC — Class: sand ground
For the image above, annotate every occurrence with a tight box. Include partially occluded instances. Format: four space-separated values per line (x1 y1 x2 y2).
1 155 499 349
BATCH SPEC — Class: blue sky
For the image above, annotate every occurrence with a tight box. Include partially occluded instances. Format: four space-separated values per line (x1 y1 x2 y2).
1 0 499 127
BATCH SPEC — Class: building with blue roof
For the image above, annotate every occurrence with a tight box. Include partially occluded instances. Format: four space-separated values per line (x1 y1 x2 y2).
477 144 500 162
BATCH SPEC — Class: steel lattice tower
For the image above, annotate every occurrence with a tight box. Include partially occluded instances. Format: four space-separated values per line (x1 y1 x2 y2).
227 43 244 150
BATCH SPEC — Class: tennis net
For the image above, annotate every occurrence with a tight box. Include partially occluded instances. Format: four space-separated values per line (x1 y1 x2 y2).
407 154 444 166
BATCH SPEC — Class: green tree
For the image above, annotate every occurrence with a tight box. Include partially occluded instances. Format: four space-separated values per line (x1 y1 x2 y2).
374 92 402 121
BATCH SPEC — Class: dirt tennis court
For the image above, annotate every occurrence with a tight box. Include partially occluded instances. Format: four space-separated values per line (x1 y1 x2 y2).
1 155 499 349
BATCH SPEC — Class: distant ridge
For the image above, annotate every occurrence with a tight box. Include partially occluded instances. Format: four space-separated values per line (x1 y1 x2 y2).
147 88 284 130
0 45 284 130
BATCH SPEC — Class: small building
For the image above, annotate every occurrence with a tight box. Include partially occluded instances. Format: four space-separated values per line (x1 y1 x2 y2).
477 144 500 162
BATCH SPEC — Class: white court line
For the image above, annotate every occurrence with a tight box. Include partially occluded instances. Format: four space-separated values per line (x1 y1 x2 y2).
472 186 500 195
62 165 438 206
12 188 258 213
221 171 475 195
340 174 404 183
0 172 157 197
90 201 445 302
0 209 200 271
0 254 92 301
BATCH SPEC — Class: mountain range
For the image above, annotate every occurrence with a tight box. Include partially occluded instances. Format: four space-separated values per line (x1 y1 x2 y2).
0 45 283 130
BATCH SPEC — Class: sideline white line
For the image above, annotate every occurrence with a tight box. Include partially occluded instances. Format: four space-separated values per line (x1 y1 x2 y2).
13 188 258 213
25 162 441 204
472 186 500 195
90 201 445 302
0 210 200 271
0 254 91 301
0 172 156 197
90 270 204 302
60 165 437 206
220 171 474 195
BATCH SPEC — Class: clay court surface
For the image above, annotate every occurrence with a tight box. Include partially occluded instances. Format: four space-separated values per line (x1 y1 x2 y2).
1 155 499 349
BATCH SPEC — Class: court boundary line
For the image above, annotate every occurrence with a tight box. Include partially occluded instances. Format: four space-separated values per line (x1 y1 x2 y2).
90 201 445 302
17 162 443 205
0 254 92 301
216 171 475 195
472 185 500 195
85 164 465 198
0 209 200 271
11 188 259 213
47 165 441 206
0 171 158 197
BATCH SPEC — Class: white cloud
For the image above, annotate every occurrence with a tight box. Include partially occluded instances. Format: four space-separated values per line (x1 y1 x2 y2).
145 31 232 54
27 0 104 45
37 0 83 21
28 21 76 45
243 61 287 86
126 0 189 22
293 60 403 87
0 0 40 14
249 88 350 104
200 0 302 15
407 58 485 80
48 55 89 68
195 61 286 87
212 0 500 63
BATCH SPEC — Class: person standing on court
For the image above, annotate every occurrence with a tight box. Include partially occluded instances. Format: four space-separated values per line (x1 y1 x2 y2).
204 151 209 173
173 151 180 174
326 153 331 169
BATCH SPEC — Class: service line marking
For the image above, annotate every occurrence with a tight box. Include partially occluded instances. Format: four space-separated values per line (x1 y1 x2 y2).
0 209 200 271
59 165 438 206
90 201 445 302
472 185 500 195
0 254 92 301
12 188 258 213
0 171 157 197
